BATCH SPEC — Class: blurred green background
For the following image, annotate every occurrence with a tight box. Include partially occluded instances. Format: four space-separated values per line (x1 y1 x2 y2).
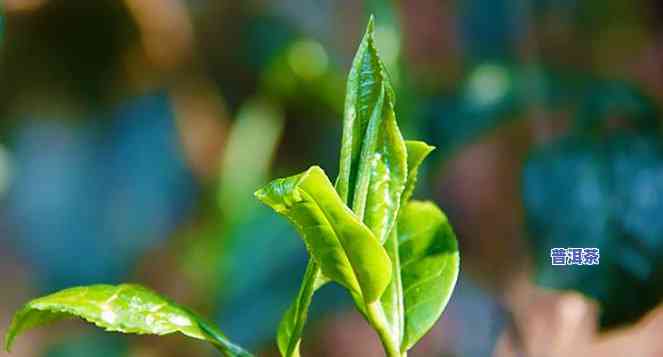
1 1 663 356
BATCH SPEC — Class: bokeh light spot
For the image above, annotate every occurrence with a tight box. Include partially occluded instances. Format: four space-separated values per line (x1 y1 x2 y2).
288 40 329 80
466 64 510 107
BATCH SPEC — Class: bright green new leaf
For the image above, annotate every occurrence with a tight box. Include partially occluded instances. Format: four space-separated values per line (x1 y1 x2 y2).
336 18 406 240
4 284 252 357
358 95 408 244
254 165 392 303
379 141 436 348
271 18 410 355
401 141 435 204
264 18 458 357
398 201 459 351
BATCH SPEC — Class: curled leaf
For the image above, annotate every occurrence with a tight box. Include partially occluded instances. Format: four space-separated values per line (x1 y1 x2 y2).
255 165 392 303
336 15 408 248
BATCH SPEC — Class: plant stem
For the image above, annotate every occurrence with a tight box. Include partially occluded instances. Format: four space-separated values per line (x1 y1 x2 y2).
199 319 255 357
366 301 402 357
386 228 405 344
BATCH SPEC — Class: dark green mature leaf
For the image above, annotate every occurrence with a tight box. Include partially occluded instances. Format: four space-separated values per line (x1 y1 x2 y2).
4 284 252 357
398 201 459 351
254 165 392 303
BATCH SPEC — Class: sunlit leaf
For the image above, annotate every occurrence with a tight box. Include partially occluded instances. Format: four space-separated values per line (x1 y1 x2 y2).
4 284 252 357
379 141 435 345
254 165 392 303
260 16 458 357
336 16 400 214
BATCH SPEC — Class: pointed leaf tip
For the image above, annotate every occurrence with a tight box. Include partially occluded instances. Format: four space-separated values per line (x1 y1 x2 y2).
367 15 375 33
4 284 253 356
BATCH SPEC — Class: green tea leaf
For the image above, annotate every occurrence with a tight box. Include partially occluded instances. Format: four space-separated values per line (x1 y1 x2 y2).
401 141 435 204
269 18 407 352
378 141 434 347
254 165 392 303
262 17 454 357
358 97 408 244
4 284 252 357
337 15 407 249
398 201 459 351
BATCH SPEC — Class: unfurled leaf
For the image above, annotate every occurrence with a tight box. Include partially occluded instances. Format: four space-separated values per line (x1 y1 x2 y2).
4 284 252 357
254 165 392 303
398 201 459 351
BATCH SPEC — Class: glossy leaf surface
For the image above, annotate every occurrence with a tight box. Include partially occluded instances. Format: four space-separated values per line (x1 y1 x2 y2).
398 201 459 351
262 16 458 357
378 140 435 346
358 98 407 244
255 165 392 303
336 17 406 240
5 284 252 357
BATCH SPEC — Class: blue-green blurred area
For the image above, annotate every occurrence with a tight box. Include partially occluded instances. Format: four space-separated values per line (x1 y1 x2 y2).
1 1 663 356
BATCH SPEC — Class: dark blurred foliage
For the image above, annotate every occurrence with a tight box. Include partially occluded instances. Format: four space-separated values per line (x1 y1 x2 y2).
0 0 138 112
525 133 663 327
519 69 663 329
1 1 663 357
